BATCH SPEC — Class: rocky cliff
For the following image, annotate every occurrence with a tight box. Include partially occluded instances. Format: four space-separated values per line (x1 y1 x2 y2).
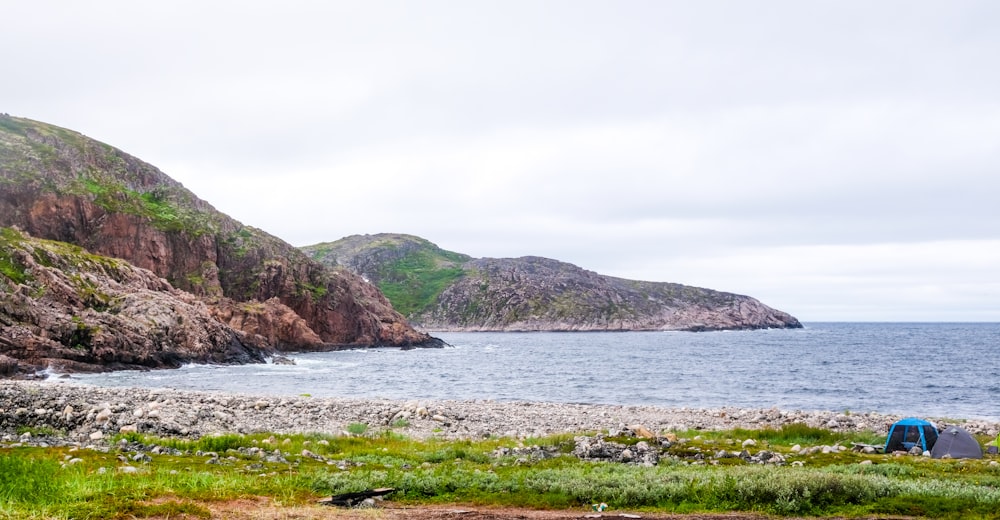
0 227 269 376
0 115 441 373
303 233 802 332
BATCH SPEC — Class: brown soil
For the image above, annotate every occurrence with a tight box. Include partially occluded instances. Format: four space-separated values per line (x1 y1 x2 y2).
147 497 790 520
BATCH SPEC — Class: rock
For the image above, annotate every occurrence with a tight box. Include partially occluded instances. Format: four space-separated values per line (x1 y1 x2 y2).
119 424 139 434
628 425 655 439
132 453 152 463
89 431 104 440
0 355 19 376
742 439 757 448
0 115 440 375
304 234 803 332
301 449 324 461
95 409 112 424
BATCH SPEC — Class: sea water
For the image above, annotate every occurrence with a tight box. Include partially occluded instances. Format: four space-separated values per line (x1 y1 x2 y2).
65 323 1000 420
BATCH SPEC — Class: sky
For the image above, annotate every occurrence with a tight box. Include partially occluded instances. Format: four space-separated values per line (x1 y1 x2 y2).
2 1 999 322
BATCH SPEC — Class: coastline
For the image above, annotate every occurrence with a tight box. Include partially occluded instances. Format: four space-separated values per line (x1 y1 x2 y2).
3 380 998 442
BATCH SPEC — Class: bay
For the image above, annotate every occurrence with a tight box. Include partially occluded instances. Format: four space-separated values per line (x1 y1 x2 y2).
66 323 1000 421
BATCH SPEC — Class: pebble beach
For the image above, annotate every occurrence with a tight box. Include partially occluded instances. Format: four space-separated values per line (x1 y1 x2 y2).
2 380 998 444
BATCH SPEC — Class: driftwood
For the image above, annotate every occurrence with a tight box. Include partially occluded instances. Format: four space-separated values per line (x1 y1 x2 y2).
317 488 395 507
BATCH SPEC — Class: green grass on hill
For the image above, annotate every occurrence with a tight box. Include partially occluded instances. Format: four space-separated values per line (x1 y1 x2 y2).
378 250 466 317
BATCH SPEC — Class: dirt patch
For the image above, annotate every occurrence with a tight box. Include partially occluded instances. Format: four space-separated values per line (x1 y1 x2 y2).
159 497 782 520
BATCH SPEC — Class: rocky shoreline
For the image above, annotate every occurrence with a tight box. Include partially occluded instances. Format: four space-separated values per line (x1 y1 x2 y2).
2 381 998 445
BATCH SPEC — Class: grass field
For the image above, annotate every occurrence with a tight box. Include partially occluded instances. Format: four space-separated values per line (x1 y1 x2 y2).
2 425 999 519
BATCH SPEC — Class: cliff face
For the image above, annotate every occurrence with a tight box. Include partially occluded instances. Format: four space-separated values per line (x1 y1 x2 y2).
303 234 803 332
0 115 439 362
0 227 268 376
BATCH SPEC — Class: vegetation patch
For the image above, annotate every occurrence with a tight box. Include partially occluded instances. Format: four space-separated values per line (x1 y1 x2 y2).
2 426 1000 518
71 174 215 236
0 228 31 286
379 250 466 317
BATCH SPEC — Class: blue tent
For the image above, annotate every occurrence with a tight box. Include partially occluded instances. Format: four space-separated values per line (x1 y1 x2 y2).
884 418 939 453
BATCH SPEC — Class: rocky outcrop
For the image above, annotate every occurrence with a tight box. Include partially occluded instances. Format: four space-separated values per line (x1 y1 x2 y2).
0 115 440 358
303 234 802 332
0 227 269 376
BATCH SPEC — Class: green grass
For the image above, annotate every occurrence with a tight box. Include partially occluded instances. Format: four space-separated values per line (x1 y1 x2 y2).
3 428 1000 518
346 422 369 436
720 422 849 445
0 228 31 286
74 175 215 236
378 250 466 317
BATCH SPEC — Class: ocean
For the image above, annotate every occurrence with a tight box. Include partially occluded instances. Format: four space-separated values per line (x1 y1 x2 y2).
64 323 1000 421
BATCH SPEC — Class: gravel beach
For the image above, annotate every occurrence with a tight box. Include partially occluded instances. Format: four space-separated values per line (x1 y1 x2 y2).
2 380 998 443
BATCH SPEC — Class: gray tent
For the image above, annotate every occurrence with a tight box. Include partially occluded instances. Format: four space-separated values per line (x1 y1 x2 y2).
930 426 982 459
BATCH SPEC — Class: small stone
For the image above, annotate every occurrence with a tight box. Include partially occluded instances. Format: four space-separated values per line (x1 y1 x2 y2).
301 449 321 460
89 431 104 441
628 425 656 439
132 453 152 463
742 439 756 448
119 424 138 434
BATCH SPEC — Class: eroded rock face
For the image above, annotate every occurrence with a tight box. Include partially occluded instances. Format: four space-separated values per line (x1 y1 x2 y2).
0 114 437 355
208 297 323 350
0 228 269 375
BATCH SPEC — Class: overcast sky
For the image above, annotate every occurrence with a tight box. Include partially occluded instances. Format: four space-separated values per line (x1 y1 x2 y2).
3 1 999 322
